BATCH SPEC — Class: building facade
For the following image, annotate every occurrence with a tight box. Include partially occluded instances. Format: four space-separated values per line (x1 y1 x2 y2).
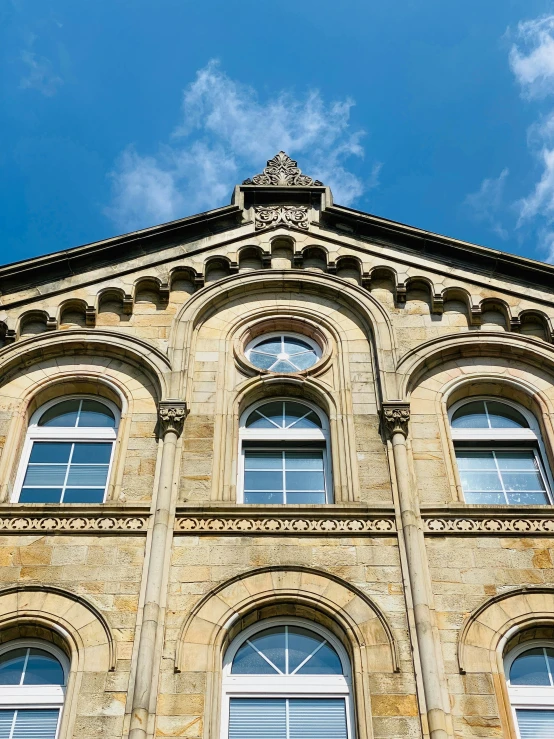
0 152 554 738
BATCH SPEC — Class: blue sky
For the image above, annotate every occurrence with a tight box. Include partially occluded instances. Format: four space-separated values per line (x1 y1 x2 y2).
3 0 554 266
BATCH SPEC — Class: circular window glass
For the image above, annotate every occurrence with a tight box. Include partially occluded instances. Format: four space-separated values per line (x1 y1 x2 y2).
246 334 321 373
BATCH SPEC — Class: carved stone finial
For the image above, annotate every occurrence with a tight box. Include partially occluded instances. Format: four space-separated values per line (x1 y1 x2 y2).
243 152 324 187
158 401 187 436
381 403 410 439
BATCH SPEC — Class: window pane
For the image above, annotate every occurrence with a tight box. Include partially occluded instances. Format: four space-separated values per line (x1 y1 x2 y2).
38 400 80 427
286 492 326 504
510 648 551 685
248 628 286 673
71 443 112 464
244 471 283 491
0 710 13 739
296 642 343 675
486 401 528 428
291 412 322 429
78 400 116 428
66 465 109 486
249 352 276 371
24 650 64 686
515 709 554 738
502 472 545 492
272 360 297 373
63 488 105 503
459 471 503 492
455 452 496 470
243 492 284 504
245 402 283 428
29 443 72 464
286 452 324 470
495 451 538 470
283 338 313 354
285 471 325 491
451 401 488 428
23 465 67 487
232 643 280 675
19 488 63 503
244 453 282 470
292 352 318 370
255 339 282 354
284 402 318 428
289 699 347 739
229 699 286 739
0 649 27 685
506 492 550 505
11 709 60 739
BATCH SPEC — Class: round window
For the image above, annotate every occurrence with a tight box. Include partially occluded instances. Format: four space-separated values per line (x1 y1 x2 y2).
246 334 321 373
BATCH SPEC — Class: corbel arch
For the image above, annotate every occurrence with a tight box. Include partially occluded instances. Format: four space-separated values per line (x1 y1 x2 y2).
174 566 398 739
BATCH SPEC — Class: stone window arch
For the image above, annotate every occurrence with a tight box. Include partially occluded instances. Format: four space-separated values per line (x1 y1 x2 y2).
221 617 353 739
238 399 331 504
13 396 120 504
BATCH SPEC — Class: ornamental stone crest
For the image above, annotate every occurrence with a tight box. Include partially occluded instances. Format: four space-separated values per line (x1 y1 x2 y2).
254 205 309 230
381 403 410 439
158 401 187 436
243 151 324 187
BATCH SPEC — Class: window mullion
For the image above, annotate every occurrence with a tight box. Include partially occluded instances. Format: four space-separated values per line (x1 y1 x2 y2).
8 709 16 739
282 451 287 505
20 648 30 686
76 398 83 428
285 625 289 675
285 698 290 739
60 444 76 504
492 451 508 505
484 400 492 429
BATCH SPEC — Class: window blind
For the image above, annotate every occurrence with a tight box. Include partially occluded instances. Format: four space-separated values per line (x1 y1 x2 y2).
516 709 554 738
0 709 60 739
229 698 347 739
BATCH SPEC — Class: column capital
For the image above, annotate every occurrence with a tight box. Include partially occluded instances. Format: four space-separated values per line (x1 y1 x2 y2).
381 402 410 439
158 400 187 436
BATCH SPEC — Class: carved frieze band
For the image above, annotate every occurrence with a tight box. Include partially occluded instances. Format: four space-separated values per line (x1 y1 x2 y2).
424 516 554 535
254 205 309 231
175 515 396 535
0 515 148 533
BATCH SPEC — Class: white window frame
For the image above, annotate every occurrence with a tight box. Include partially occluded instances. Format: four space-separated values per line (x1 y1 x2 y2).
0 639 69 739
221 617 354 739
245 332 322 373
238 399 332 504
12 396 119 504
504 641 554 739
448 397 554 505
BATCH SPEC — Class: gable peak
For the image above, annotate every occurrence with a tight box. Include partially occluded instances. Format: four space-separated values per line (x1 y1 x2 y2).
242 151 324 187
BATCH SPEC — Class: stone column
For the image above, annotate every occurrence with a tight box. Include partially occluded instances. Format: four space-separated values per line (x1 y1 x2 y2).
382 403 452 739
128 400 187 739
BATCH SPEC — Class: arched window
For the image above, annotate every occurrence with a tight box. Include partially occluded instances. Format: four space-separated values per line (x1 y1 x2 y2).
14 397 119 504
505 642 554 737
246 334 321 374
239 400 331 504
0 640 68 738
449 398 553 505
222 619 352 739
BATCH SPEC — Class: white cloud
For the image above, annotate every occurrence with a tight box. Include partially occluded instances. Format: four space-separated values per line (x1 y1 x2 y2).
106 60 370 231
20 49 62 97
509 15 554 99
464 169 509 239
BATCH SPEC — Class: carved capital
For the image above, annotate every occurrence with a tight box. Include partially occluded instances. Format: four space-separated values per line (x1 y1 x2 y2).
381 403 410 439
158 401 187 436
255 205 309 231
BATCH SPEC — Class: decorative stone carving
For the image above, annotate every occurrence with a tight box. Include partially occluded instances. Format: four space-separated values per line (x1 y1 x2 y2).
158 401 187 436
0 515 148 533
175 514 396 535
254 205 309 231
381 403 410 438
243 151 323 187
424 515 554 535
